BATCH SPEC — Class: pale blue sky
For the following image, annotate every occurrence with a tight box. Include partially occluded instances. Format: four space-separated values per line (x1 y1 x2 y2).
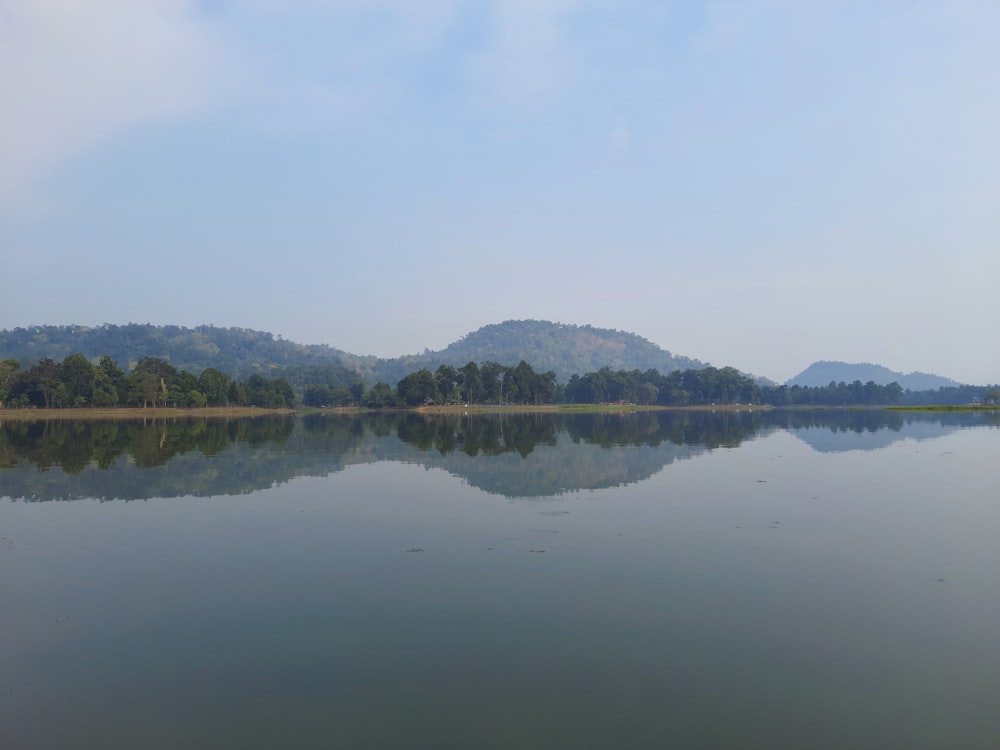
1 0 997 383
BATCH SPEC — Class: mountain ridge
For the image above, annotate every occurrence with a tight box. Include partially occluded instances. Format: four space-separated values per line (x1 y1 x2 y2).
0 322 969 387
786 360 960 391
0 320 707 384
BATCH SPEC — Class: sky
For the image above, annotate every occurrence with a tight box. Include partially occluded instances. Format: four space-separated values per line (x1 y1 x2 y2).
1 0 998 384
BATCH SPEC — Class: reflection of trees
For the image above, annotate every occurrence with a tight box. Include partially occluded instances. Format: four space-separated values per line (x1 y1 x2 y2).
0 410 987 502
0 417 299 476
760 409 906 434
559 411 764 449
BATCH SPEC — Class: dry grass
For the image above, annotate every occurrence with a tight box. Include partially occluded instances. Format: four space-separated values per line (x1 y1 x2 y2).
0 406 296 421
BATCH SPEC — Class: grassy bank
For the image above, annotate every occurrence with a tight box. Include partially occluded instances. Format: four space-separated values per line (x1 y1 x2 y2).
0 406 299 421
0 402 779 421
886 404 1000 412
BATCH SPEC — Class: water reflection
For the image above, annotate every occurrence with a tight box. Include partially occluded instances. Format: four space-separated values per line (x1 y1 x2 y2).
0 410 993 501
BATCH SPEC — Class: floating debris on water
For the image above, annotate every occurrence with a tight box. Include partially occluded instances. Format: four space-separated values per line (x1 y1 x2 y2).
405 548 425 553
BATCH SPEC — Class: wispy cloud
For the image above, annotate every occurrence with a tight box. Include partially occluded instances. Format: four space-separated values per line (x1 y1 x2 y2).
0 0 229 202
475 0 578 109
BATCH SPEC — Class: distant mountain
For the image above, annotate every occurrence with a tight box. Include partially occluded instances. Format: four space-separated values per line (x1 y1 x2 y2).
0 320 707 384
371 320 707 384
787 361 960 390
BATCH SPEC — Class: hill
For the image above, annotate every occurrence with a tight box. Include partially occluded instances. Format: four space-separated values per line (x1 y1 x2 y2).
787 361 960 390
0 321 707 384
0 324 365 379
371 320 707 384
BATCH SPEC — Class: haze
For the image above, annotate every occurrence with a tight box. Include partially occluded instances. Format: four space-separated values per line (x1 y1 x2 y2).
1 1 997 384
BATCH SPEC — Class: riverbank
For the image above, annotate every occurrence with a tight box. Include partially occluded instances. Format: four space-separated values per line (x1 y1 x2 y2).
0 402 778 421
886 404 999 412
0 406 301 421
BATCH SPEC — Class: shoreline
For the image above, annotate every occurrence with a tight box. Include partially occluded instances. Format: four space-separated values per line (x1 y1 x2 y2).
0 403 774 421
2 403 990 422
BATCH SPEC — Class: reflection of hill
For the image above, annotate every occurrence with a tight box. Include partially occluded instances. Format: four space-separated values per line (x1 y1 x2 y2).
3 410 994 502
758 410 985 453
389 411 766 497
1 412 764 501
418 435 699 498
0 417 377 501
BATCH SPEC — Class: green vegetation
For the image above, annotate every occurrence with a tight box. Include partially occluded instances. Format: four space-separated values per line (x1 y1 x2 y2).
377 320 706 384
0 354 295 409
1 329 995 412
0 324 361 380
0 321 705 386
2 350 996 412
5 409 987 502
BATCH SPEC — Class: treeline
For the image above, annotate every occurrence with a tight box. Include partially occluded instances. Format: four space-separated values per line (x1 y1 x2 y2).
388 364 915 407
899 384 1000 406
388 361 557 407
1 353 993 410
0 355 296 409
0 324 358 380
760 380 903 406
564 366 760 405
764 381 998 406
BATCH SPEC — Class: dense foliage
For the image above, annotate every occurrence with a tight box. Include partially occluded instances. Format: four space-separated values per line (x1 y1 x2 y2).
0 355 295 409
0 324 364 380
5 411 990 503
378 320 707 384
0 321 706 386
395 361 558 407
1 352 994 411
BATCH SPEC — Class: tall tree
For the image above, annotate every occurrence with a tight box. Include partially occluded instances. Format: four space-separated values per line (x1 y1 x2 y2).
198 367 232 406
397 369 437 406
457 361 481 404
434 365 458 403
58 353 96 406
0 359 19 407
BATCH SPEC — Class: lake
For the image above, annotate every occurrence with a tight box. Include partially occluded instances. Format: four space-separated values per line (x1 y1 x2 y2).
1 410 998 749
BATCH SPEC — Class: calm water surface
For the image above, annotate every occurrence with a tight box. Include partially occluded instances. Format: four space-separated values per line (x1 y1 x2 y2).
1 411 997 749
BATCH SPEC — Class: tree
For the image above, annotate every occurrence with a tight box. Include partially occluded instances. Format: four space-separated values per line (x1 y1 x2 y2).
128 358 177 407
458 362 481 404
397 369 437 406
95 356 126 405
228 380 248 406
244 375 295 407
434 365 458 404
198 368 232 406
58 354 96 407
0 359 19 407
638 382 659 406
169 371 199 406
364 381 397 408
128 370 161 408
91 370 119 407
479 361 505 404
29 358 60 408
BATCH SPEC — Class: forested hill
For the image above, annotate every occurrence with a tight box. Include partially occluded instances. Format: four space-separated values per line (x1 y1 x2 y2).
787 361 959 390
0 324 368 379
375 320 707 384
0 321 707 384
